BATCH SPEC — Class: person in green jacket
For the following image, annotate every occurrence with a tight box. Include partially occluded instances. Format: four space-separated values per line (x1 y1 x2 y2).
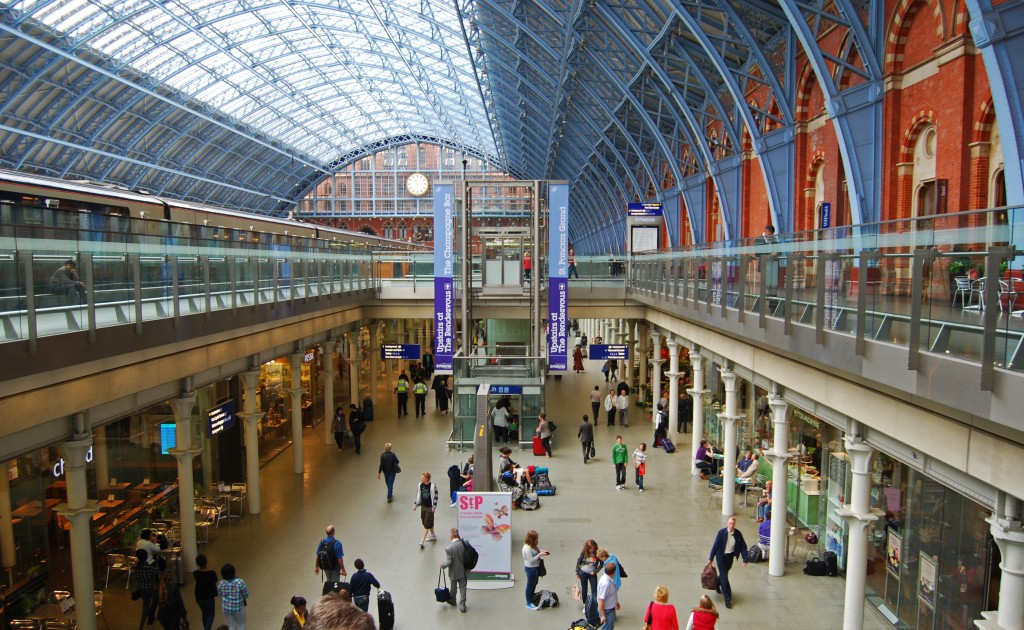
612 435 628 490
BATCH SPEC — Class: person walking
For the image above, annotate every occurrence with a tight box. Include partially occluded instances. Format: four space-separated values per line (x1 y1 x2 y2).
331 406 346 451
491 400 509 444
597 562 620 629
441 528 469 612
604 388 616 427
633 442 648 493
156 569 189 630
612 436 628 490
596 548 628 593
133 549 159 630
654 404 668 448
537 412 553 458
607 358 618 381
394 371 409 418
567 247 579 279
522 530 550 610
575 539 602 606
349 559 380 612
413 471 439 548
313 525 347 582
578 415 595 464
590 386 602 422
684 594 719 629
523 250 532 282
413 377 428 417
348 404 366 454
280 596 306 630
644 585 680 630
573 344 585 372
193 554 218 630
707 516 749 608
616 389 629 427
377 443 400 503
216 563 249 630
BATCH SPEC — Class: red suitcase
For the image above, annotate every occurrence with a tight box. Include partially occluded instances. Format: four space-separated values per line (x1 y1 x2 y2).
532 435 546 456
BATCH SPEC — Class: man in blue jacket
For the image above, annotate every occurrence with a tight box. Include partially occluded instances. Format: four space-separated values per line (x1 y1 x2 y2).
707 517 749 608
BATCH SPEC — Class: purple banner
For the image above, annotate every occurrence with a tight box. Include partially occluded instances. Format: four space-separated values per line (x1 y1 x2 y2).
547 277 569 370
433 183 454 370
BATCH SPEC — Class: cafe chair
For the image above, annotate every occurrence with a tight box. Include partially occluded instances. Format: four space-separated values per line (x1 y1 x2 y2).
95 590 110 629
42 620 73 630
9 619 40 629
196 507 216 544
952 276 971 307
229 482 248 516
105 552 133 589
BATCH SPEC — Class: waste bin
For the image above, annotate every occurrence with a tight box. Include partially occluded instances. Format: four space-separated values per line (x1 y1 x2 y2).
170 547 184 585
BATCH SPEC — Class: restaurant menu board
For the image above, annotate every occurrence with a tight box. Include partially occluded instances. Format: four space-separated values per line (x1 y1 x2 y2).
919 553 937 609
887 531 902 577
207 400 236 437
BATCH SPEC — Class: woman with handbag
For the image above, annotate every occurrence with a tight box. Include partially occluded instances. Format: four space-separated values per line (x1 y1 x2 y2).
642 584 679 630
633 442 648 493
575 539 602 605
684 594 718 629
522 530 549 610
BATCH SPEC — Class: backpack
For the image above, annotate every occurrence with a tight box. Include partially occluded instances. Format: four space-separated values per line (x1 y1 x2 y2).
462 540 479 572
316 539 339 572
748 545 763 563
447 465 460 480
547 420 557 432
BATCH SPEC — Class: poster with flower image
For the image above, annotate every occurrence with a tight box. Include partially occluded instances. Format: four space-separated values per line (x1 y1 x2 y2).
456 492 513 587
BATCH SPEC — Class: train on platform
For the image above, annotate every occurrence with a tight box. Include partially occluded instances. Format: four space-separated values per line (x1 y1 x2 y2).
0 168 426 251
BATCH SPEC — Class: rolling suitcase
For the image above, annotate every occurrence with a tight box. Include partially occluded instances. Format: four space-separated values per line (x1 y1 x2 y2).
377 590 395 630
533 435 546 456
362 398 374 421
661 438 677 453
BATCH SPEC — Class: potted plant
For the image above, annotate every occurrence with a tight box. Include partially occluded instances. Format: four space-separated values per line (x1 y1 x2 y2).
947 257 971 277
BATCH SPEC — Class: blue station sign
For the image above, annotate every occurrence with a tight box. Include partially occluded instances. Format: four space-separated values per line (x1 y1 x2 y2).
381 344 422 360
588 344 629 360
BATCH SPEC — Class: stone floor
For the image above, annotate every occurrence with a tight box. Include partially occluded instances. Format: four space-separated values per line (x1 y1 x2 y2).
97 359 891 629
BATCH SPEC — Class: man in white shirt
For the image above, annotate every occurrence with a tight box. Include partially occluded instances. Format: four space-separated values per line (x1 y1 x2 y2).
616 392 629 427
135 529 161 565
597 562 620 629
604 389 616 427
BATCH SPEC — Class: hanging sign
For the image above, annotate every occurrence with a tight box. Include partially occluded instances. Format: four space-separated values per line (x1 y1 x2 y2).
381 344 421 360
434 183 455 371
547 183 569 371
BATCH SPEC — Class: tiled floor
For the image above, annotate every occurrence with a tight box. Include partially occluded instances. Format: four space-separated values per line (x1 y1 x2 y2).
99 359 891 629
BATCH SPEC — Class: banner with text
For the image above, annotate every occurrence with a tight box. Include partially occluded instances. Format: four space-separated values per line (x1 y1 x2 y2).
434 184 455 370
547 184 569 371
456 492 513 583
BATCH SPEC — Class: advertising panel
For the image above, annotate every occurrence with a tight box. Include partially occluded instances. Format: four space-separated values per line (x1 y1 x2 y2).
456 492 514 586
548 184 569 371
433 183 455 370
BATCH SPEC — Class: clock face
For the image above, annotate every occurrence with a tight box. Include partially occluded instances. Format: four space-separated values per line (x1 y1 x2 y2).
406 172 430 197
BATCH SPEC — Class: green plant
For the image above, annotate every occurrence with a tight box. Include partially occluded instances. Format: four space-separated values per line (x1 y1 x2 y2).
947 257 971 276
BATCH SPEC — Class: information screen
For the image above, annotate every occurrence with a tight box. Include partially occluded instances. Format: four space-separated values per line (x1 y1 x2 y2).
207 400 236 437
631 225 659 252
381 344 421 360
160 423 176 454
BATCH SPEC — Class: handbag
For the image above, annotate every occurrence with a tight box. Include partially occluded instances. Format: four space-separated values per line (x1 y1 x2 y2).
395 464 401 474
700 562 719 590
572 576 582 602
537 558 547 578
641 601 654 630
638 462 646 475
589 444 596 458
434 567 451 603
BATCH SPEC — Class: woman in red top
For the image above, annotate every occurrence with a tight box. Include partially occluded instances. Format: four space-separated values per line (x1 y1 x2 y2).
644 584 679 629
684 594 718 629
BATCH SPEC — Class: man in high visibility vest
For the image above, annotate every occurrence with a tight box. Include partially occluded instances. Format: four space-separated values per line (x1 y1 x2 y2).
413 378 429 418
568 247 579 279
395 371 410 417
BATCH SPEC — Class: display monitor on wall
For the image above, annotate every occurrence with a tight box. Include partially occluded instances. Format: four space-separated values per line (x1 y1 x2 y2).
207 400 236 437
631 225 659 252
160 423 176 455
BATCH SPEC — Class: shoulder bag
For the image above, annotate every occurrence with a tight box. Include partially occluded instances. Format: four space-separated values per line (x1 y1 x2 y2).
434 567 451 603
641 601 654 630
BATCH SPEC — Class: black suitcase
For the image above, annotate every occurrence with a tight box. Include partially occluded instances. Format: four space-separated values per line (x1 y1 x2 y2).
824 551 838 576
323 580 351 596
377 590 395 630
362 398 374 421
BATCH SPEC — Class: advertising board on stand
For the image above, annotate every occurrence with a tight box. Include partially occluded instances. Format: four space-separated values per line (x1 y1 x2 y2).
456 492 514 588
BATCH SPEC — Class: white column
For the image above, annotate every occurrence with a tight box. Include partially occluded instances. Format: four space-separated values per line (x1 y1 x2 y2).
289 352 305 475
666 338 680 443
322 340 338 446
348 335 360 408
978 499 1024 630
650 330 663 419
767 392 791 577
239 370 262 514
54 432 99 629
837 429 882 630
688 352 708 473
169 394 201 572
638 323 649 389
719 368 741 516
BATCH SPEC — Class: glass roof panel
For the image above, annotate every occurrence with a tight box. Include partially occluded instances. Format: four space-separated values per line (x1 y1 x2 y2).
11 0 496 165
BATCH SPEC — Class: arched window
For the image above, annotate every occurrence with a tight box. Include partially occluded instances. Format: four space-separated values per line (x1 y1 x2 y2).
911 125 938 229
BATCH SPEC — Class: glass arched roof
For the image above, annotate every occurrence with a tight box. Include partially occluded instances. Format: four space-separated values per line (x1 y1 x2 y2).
8 0 495 164
0 1 1019 253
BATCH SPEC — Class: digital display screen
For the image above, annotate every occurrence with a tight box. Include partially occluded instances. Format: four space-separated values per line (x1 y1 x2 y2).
207 400 236 437
160 423 176 455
